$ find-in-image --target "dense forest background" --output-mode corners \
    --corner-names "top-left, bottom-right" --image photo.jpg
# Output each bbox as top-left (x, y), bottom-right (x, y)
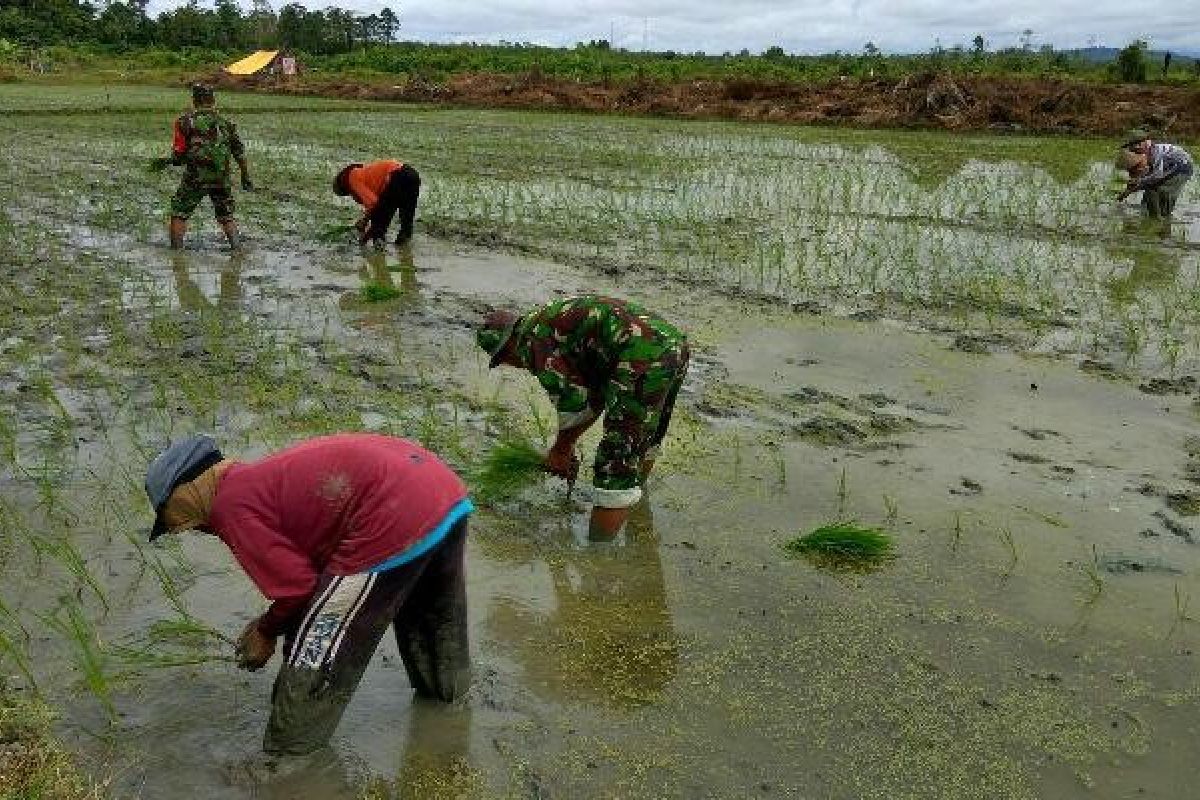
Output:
top-left (1, 0), bottom-right (1197, 85)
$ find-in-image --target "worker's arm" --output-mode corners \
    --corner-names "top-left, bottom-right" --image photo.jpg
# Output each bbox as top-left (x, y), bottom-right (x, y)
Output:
top-left (170, 117), bottom-right (187, 165)
top-left (227, 121), bottom-right (254, 191)
top-left (220, 514), bottom-right (319, 669)
top-left (536, 353), bottom-right (598, 479)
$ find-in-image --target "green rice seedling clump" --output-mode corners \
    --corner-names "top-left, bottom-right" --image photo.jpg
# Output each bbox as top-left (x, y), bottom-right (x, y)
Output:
top-left (474, 437), bottom-right (545, 503)
top-left (360, 282), bottom-right (401, 302)
top-left (317, 223), bottom-right (358, 243)
top-left (785, 521), bottom-right (895, 571)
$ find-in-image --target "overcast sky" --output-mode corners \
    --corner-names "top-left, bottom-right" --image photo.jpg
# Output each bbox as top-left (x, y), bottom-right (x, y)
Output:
top-left (152, 1), bottom-right (1197, 56)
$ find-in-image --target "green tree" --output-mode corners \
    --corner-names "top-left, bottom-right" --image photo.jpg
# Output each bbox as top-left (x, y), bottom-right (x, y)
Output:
top-left (378, 6), bottom-right (398, 43)
top-left (1115, 39), bottom-right (1148, 83)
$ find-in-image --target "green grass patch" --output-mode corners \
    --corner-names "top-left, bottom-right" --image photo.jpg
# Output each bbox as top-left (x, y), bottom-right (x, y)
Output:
top-left (0, 690), bottom-right (104, 799)
top-left (473, 436), bottom-right (545, 504)
top-left (785, 521), bottom-right (895, 571)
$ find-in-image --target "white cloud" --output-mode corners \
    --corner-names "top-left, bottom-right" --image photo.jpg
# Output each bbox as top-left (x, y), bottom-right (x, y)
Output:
top-left (149, 0), bottom-right (1198, 55)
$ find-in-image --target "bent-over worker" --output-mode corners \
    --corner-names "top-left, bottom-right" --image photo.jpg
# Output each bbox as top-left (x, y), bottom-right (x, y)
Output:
top-left (333, 160), bottom-right (422, 246)
top-left (144, 433), bottom-right (472, 755)
top-left (476, 295), bottom-right (690, 540)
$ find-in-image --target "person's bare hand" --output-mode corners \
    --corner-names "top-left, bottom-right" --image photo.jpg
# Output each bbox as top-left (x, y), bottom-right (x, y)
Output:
top-left (544, 447), bottom-right (580, 481)
top-left (235, 617), bottom-right (276, 671)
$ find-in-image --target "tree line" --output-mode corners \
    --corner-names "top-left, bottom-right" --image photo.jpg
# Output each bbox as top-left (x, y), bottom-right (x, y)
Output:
top-left (0, 0), bottom-right (400, 55)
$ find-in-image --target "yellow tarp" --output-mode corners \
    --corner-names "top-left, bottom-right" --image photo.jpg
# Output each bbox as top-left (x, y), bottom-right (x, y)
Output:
top-left (224, 50), bottom-right (280, 76)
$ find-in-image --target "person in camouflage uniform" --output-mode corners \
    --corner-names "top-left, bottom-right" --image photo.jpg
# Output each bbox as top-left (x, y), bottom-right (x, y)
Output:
top-left (477, 295), bottom-right (689, 539)
top-left (166, 84), bottom-right (253, 249)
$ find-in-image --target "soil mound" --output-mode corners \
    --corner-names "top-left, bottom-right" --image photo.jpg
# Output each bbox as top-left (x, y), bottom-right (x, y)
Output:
top-left (211, 71), bottom-right (1200, 138)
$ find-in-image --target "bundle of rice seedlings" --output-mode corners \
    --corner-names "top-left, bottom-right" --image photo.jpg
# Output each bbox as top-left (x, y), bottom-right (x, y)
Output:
top-left (474, 437), bottom-right (546, 503)
top-left (111, 617), bottom-right (235, 672)
top-left (317, 223), bottom-right (358, 243)
top-left (785, 521), bottom-right (895, 571)
top-left (145, 156), bottom-right (173, 174)
top-left (360, 282), bottom-right (401, 302)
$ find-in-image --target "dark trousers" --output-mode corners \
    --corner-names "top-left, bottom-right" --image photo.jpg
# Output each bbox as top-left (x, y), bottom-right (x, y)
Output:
top-left (263, 518), bottom-right (470, 755)
top-left (368, 164), bottom-right (421, 243)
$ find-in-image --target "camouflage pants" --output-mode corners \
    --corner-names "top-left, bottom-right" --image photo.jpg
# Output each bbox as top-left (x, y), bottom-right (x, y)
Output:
top-left (171, 179), bottom-right (235, 221)
top-left (594, 339), bottom-right (690, 492)
top-left (1141, 172), bottom-right (1190, 218)
top-left (263, 519), bottom-right (470, 756)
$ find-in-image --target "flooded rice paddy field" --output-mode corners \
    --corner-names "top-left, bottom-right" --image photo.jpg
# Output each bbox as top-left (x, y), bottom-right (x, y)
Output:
top-left (1, 85), bottom-right (1199, 798)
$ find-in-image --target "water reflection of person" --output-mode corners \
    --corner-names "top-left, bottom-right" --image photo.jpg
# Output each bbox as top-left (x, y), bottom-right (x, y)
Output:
top-left (169, 251), bottom-right (244, 311)
top-left (389, 699), bottom-right (476, 799)
top-left (488, 500), bottom-right (679, 709)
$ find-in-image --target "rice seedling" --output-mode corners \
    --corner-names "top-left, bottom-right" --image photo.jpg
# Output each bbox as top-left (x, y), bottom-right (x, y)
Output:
top-left (1081, 545), bottom-right (1104, 605)
top-left (36, 603), bottom-right (114, 718)
top-left (836, 466), bottom-right (849, 517)
top-left (111, 617), bottom-right (236, 672)
top-left (473, 435), bottom-right (547, 504)
top-left (882, 493), bottom-right (898, 526)
top-left (998, 526), bottom-right (1019, 578)
top-left (784, 521), bottom-right (895, 572)
top-left (1166, 583), bottom-right (1196, 640)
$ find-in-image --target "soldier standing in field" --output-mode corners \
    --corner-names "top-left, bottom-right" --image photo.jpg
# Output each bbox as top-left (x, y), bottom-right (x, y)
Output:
top-left (165, 83), bottom-right (253, 249)
top-left (476, 295), bottom-right (690, 540)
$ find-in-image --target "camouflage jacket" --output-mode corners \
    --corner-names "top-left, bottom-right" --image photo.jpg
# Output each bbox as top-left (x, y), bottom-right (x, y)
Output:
top-left (509, 295), bottom-right (686, 430)
top-left (171, 109), bottom-right (245, 188)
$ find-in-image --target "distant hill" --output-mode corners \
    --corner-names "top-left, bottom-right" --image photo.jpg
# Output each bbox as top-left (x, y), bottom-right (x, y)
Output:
top-left (1069, 46), bottom-right (1198, 64)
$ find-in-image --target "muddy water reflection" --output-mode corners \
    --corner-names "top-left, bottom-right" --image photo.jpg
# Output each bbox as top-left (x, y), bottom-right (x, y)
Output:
top-left (170, 251), bottom-right (245, 311)
top-left (489, 501), bottom-right (679, 709)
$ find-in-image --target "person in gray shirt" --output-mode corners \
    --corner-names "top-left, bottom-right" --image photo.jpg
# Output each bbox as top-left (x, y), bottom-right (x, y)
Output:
top-left (1118, 130), bottom-right (1193, 218)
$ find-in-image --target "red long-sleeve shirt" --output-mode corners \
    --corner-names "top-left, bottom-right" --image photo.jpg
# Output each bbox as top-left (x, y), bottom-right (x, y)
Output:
top-left (207, 434), bottom-right (467, 636)
top-left (347, 160), bottom-right (404, 212)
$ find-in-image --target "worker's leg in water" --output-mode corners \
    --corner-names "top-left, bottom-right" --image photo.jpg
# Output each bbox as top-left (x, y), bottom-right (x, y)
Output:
top-left (393, 519), bottom-right (471, 702)
top-left (211, 189), bottom-right (240, 249)
top-left (367, 180), bottom-right (401, 244)
top-left (639, 342), bottom-right (690, 483)
top-left (1158, 174), bottom-right (1189, 217)
top-left (392, 165), bottom-right (421, 244)
top-left (168, 180), bottom-right (204, 248)
top-left (1143, 187), bottom-right (1167, 218)
top-left (263, 563), bottom-right (429, 755)
top-left (590, 340), bottom-right (691, 538)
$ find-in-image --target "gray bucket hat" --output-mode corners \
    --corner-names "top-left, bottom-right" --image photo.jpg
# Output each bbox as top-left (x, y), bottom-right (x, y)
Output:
top-left (145, 434), bottom-right (223, 541)
top-left (1122, 129), bottom-right (1151, 149)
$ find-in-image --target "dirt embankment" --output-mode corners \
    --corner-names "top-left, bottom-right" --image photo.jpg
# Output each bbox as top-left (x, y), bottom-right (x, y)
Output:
top-left (214, 70), bottom-right (1200, 138)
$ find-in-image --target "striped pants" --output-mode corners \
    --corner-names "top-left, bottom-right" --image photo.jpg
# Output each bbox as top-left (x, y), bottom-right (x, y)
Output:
top-left (263, 519), bottom-right (470, 755)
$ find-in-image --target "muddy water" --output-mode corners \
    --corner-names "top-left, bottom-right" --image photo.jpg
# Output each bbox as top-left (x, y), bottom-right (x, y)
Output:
top-left (39, 233), bottom-right (1196, 800)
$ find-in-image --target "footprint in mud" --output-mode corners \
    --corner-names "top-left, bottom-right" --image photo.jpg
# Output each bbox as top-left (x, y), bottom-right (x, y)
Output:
top-left (950, 478), bottom-right (983, 496)
top-left (1151, 510), bottom-right (1196, 544)
top-left (1013, 426), bottom-right (1062, 441)
top-left (1138, 375), bottom-right (1197, 396)
top-left (1095, 552), bottom-right (1183, 575)
top-left (1007, 451), bottom-right (1051, 465)
top-left (950, 332), bottom-right (1014, 354)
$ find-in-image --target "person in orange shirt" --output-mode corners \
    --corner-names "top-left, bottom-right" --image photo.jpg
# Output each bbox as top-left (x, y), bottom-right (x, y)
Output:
top-left (333, 160), bottom-right (421, 245)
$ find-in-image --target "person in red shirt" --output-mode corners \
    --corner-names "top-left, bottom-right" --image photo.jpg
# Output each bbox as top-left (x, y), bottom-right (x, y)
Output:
top-left (333, 160), bottom-right (421, 246)
top-left (144, 433), bottom-right (472, 755)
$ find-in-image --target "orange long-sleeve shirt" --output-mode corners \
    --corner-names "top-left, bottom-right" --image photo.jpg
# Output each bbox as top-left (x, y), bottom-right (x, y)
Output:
top-left (348, 160), bottom-right (404, 212)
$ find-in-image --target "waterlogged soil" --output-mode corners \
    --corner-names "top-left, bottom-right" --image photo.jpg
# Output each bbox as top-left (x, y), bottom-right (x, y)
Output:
top-left (0, 94), bottom-right (1197, 798)
top-left (3, 232), bottom-right (1193, 800)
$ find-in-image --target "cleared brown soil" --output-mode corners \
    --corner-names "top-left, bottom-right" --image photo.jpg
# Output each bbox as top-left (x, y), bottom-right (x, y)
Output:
top-left (214, 70), bottom-right (1200, 138)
